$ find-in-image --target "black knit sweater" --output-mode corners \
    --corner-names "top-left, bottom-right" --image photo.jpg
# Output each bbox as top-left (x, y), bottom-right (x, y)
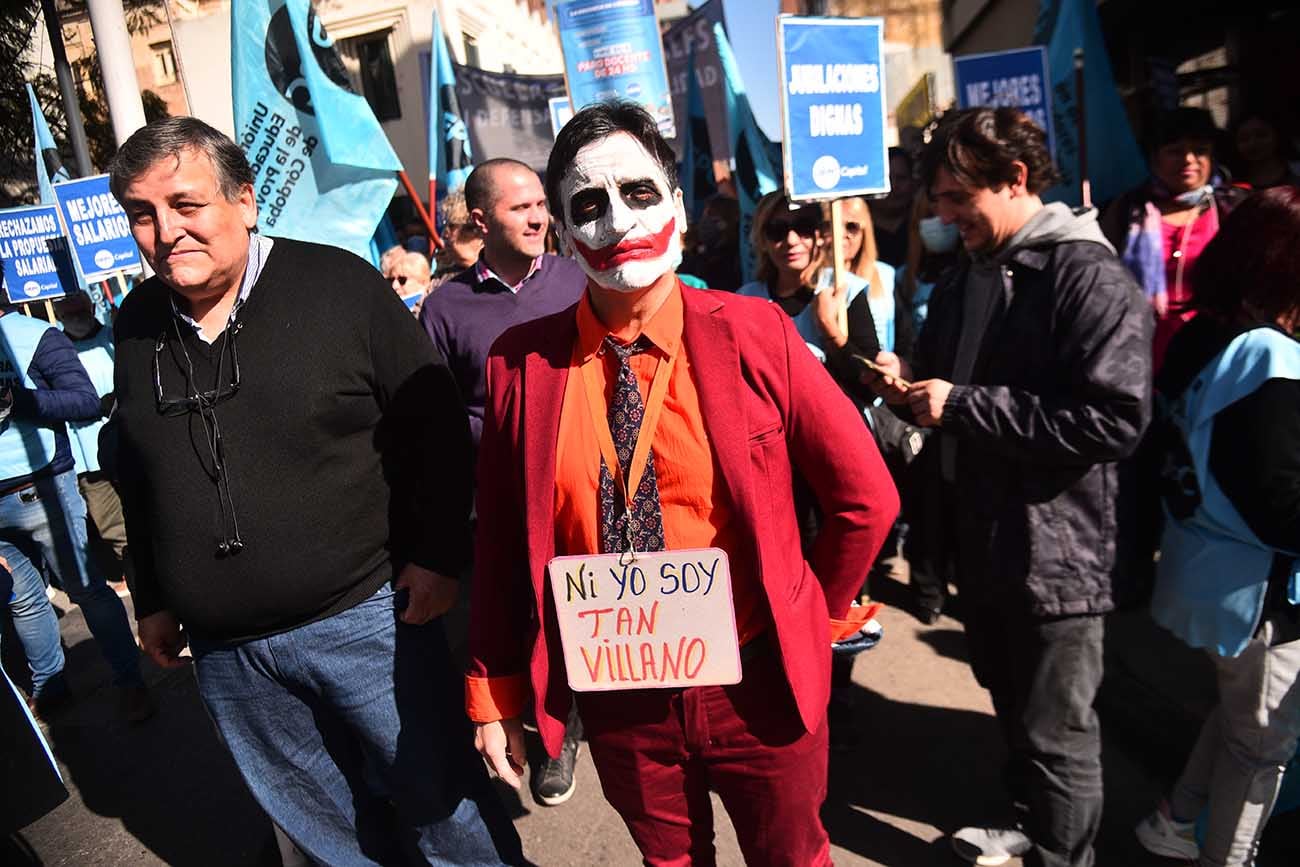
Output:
top-left (112, 238), bottom-right (472, 642)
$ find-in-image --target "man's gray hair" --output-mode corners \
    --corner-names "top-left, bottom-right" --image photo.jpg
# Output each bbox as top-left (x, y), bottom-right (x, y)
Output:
top-left (108, 116), bottom-right (255, 202)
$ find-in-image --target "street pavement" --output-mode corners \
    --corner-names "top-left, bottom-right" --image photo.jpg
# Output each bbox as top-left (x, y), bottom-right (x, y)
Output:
top-left (11, 567), bottom-right (1299, 866)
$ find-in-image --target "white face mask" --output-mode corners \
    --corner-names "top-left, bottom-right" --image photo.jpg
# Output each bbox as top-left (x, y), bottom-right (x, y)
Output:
top-left (918, 216), bottom-right (960, 254)
top-left (556, 132), bottom-right (686, 293)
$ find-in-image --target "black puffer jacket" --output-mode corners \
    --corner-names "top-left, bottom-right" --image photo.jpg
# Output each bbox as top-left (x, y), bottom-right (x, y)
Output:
top-left (910, 207), bottom-right (1153, 617)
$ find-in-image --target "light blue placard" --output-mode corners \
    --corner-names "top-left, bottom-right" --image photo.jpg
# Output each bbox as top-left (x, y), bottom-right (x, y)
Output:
top-left (778, 16), bottom-right (890, 201)
top-left (0, 205), bottom-right (67, 303)
top-left (52, 174), bottom-right (142, 281)
top-left (953, 46), bottom-right (1057, 160)
top-left (556, 0), bottom-right (675, 138)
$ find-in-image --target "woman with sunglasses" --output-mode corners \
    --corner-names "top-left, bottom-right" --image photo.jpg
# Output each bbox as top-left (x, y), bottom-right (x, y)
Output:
top-left (382, 249), bottom-right (433, 316)
top-left (838, 196), bottom-right (903, 359)
top-left (738, 192), bottom-right (880, 408)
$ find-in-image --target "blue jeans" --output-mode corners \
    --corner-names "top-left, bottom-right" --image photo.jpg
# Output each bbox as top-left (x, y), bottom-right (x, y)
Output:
top-left (192, 584), bottom-right (524, 866)
top-left (0, 469), bottom-right (142, 690)
top-left (1, 538), bottom-right (64, 694)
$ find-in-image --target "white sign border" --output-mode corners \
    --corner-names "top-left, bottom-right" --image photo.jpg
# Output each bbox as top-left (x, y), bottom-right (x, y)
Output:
top-left (776, 14), bottom-right (892, 203)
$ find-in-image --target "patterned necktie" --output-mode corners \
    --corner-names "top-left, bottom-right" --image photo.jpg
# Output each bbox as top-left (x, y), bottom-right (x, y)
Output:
top-left (598, 335), bottom-right (666, 555)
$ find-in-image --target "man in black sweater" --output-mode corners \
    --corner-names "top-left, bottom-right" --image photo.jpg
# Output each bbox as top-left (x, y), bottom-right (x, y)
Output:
top-left (107, 117), bottom-right (522, 865)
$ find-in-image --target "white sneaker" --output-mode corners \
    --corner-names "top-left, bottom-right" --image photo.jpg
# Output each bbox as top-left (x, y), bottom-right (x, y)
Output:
top-left (951, 826), bottom-right (1033, 866)
top-left (1135, 804), bottom-right (1199, 860)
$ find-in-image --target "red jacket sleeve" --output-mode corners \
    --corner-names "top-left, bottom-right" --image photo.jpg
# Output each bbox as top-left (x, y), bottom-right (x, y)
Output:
top-left (776, 310), bottom-right (899, 618)
top-left (464, 350), bottom-right (535, 720)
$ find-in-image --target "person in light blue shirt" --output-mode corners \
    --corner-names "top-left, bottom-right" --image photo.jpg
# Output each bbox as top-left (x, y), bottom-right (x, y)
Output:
top-left (54, 292), bottom-right (133, 599)
top-left (836, 196), bottom-right (899, 354)
top-left (896, 189), bottom-right (962, 342)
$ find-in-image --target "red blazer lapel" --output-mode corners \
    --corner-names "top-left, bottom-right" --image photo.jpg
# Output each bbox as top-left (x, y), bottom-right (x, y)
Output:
top-left (681, 288), bottom-right (758, 552)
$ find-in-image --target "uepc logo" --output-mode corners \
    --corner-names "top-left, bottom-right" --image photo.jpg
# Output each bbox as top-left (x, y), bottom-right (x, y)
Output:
top-left (811, 155), bottom-right (872, 191)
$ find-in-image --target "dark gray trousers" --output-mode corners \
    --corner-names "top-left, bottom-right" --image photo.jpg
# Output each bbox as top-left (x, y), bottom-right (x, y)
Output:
top-left (964, 608), bottom-right (1106, 867)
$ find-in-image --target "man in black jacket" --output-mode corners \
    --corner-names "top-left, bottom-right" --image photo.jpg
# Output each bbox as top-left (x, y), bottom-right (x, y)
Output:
top-left (867, 108), bottom-right (1152, 867)
top-left (107, 117), bottom-right (522, 865)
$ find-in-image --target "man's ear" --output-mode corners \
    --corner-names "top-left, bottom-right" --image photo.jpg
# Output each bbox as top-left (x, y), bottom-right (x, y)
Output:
top-left (469, 208), bottom-right (490, 237)
top-left (238, 183), bottom-right (258, 230)
top-left (1010, 160), bottom-right (1030, 197)
top-left (672, 188), bottom-right (688, 236)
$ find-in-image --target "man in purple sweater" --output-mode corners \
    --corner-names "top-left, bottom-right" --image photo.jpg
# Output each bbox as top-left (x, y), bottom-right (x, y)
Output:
top-left (420, 159), bottom-right (586, 451)
top-left (418, 159), bottom-right (586, 806)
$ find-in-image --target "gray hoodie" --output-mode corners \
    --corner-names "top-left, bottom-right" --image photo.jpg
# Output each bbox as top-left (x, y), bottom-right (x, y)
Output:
top-left (994, 202), bottom-right (1115, 261)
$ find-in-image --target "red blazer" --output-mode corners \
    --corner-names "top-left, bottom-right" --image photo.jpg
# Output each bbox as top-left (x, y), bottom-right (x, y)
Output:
top-left (468, 283), bottom-right (898, 755)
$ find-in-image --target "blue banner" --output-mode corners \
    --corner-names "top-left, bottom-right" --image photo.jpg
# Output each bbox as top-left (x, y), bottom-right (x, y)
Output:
top-left (679, 44), bottom-right (716, 222)
top-left (0, 206), bottom-right (68, 303)
top-left (1035, 0), bottom-right (1145, 205)
top-left (715, 24), bottom-right (778, 284)
top-left (555, 0), bottom-right (675, 138)
top-left (27, 84), bottom-right (70, 205)
top-left (231, 0), bottom-right (402, 262)
top-left (429, 11), bottom-right (472, 199)
top-left (52, 174), bottom-right (142, 281)
top-left (953, 47), bottom-right (1056, 160)
top-left (778, 16), bottom-right (889, 201)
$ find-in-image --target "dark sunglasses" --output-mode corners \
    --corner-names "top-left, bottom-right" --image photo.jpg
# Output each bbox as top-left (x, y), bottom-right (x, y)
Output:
top-left (392, 275), bottom-right (410, 286)
top-left (843, 221), bottom-right (863, 235)
top-left (763, 216), bottom-right (821, 243)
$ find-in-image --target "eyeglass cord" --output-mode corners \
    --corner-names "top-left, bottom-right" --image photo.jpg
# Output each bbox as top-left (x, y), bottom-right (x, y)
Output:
top-left (170, 309), bottom-right (245, 556)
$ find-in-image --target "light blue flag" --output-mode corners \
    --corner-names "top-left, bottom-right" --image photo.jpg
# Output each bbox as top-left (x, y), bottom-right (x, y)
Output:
top-left (679, 45), bottom-right (718, 223)
top-left (1035, 0), bottom-right (1145, 206)
top-left (231, 0), bottom-right (402, 261)
top-left (714, 24), bottom-right (778, 285)
top-left (27, 84), bottom-right (71, 204)
top-left (429, 11), bottom-right (472, 203)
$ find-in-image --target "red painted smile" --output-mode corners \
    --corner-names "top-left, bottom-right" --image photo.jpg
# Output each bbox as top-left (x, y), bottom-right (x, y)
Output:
top-left (573, 218), bottom-right (676, 272)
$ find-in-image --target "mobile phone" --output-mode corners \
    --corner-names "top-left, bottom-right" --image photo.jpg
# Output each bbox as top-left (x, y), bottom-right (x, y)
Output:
top-left (851, 354), bottom-right (912, 389)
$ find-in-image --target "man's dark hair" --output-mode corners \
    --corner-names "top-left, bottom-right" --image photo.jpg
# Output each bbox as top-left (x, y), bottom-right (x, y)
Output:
top-left (1145, 107), bottom-right (1218, 155)
top-left (1192, 185), bottom-right (1300, 323)
top-left (544, 101), bottom-right (677, 225)
top-left (920, 107), bottom-right (1061, 194)
top-left (463, 158), bottom-right (536, 212)
top-left (108, 116), bottom-right (254, 202)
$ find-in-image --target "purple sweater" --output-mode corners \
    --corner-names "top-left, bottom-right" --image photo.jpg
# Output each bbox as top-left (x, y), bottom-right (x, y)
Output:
top-left (419, 254), bottom-right (587, 448)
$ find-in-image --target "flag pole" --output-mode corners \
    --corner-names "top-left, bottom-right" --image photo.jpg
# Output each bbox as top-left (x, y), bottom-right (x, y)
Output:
top-left (39, 0), bottom-right (93, 175)
top-left (1074, 48), bottom-right (1090, 209)
top-left (830, 198), bottom-right (848, 336)
top-left (398, 170), bottom-right (443, 251)
top-left (428, 178), bottom-right (437, 254)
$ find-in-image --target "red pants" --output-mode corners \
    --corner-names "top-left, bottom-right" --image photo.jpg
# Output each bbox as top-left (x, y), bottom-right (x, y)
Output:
top-left (575, 645), bottom-right (831, 867)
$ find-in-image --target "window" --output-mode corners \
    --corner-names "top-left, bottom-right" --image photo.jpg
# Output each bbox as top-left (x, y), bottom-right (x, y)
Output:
top-left (150, 42), bottom-right (177, 85)
top-left (463, 33), bottom-right (481, 70)
top-left (339, 31), bottom-right (401, 121)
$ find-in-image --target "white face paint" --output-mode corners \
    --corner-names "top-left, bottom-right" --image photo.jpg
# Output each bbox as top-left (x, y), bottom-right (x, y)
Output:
top-left (556, 132), bottom-right (687, 292)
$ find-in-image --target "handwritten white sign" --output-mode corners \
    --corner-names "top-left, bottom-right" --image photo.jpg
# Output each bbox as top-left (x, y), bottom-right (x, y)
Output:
top-left (547, 547), bottom-right (742, 691)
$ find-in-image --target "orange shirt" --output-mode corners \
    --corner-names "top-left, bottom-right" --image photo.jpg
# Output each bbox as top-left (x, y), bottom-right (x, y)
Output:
top-left (465, 283), bottom-right (769, 724)
top-left (553, 284), bottom-right (767, 647)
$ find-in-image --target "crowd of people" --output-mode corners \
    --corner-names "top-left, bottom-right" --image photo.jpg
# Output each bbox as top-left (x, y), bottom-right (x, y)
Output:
top-left (5, 96), bottom-right (1300, 867)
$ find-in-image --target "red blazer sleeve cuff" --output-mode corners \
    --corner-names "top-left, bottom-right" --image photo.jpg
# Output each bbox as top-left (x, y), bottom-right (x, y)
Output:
top-left (830, 602), bottom-right (882, 643)
top-left (465, 673), bottom-right (529, 723)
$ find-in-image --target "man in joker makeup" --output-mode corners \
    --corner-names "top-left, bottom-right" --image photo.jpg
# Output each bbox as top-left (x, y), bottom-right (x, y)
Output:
top-left (466, 102), bottom-right (899, 864)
